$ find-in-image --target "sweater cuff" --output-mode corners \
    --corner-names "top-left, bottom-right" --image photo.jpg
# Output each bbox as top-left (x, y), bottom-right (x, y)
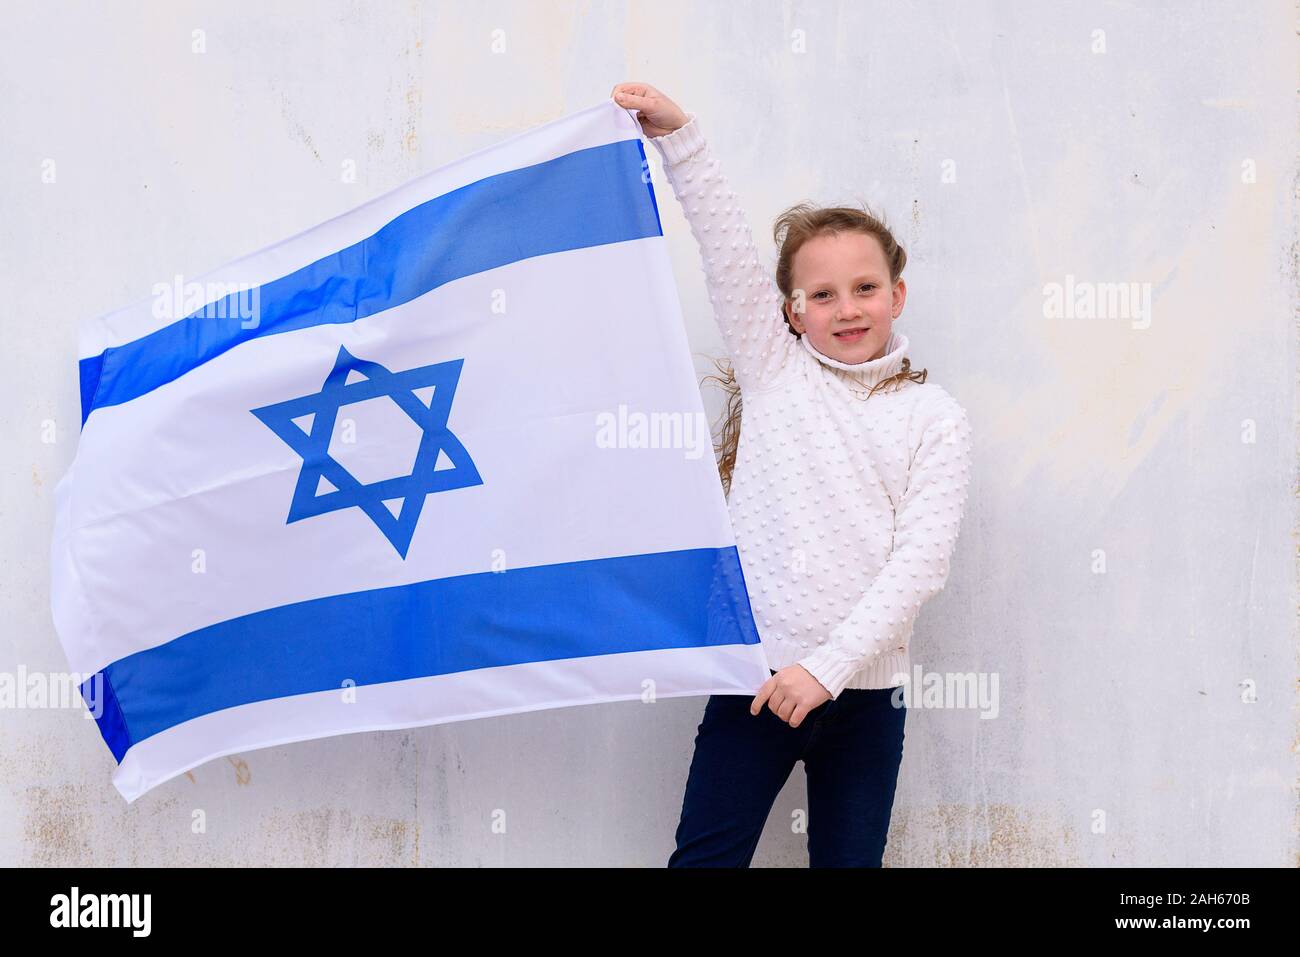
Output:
top-left (796, 648), bottom-right (867, 701)
top-left (648, 111), bottom-right (704, 166)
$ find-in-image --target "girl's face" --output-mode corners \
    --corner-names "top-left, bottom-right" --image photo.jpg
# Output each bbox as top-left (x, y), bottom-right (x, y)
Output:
top-left (784, 230), bottom-right (906, 364)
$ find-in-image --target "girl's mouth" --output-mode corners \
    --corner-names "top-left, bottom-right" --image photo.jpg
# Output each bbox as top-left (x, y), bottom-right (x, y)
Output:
top-left (833, 328), bottom-right (868, 341)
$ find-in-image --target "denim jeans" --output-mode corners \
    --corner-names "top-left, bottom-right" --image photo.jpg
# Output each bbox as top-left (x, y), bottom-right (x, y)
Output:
top-left (668, 671), bottom-right (907, 867)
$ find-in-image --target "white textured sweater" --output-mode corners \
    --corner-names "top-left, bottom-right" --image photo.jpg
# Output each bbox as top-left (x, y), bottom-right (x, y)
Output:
top-left (647, 112), bottom-right (973, 699)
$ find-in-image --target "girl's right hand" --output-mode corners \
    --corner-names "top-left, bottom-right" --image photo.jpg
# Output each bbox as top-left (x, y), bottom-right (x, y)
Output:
top-left (610, 82), bottom-right (689, 138)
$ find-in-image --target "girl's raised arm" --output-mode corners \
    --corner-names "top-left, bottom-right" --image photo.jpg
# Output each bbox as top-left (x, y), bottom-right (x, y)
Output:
top-left (621, 95), bottom-right (799, 391)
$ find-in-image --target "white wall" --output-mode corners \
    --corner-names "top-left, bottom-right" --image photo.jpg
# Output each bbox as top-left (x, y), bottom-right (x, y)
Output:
top-left (1, 0), bottom-right (1294, 866)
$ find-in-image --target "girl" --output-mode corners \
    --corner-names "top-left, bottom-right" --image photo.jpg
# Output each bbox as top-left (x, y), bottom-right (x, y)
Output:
top-left (612, 82), bottom-right (972, 868)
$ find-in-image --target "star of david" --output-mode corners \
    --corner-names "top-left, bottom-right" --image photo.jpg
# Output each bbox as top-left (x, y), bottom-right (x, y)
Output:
top-left (251, 345), bottom-right (482, 558)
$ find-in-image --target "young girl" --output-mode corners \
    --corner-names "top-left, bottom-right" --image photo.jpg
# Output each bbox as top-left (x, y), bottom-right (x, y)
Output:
top-left (612, 82), bottom-right (973, 868)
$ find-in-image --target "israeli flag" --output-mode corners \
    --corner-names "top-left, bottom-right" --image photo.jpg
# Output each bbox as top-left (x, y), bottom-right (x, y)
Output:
top-left (51, 97), bottom-right (768, 802)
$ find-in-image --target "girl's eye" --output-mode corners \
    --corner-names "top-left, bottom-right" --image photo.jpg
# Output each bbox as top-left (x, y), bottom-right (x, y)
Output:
top-left (813, 285), bottom-right (873, 299)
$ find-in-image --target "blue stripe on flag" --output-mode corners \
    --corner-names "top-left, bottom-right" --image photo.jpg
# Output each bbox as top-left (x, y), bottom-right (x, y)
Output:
top-left (634, 139), bottom-right (663, 233)
top-left (80, 670), bottom-right (132, 765)
top-left (80, 137), bottom-right (660, 425)
top-left (88, 546), bottom-right (758, 761)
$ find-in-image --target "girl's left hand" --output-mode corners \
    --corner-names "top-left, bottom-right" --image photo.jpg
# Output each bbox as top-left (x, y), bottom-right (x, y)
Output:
top-left (752, 665), bottom-right (832, 727)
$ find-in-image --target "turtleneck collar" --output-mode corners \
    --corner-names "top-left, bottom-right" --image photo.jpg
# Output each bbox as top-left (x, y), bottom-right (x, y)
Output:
top-left (799, 329), bottom-right (911, 390)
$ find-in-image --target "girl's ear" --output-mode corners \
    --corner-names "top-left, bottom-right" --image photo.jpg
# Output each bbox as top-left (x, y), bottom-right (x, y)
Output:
top-left (891, 277), bottom-right (907, 316)
top-left (784, 300), bottom-right (805, 334)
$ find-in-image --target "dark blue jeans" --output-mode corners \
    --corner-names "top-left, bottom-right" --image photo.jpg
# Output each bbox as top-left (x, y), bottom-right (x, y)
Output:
top-left (668, 673), bottom-right (907, 867)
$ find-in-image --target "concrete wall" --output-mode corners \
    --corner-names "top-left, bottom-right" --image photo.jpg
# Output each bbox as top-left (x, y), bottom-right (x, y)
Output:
top-left (1, 0), bottom-right (1294, 866)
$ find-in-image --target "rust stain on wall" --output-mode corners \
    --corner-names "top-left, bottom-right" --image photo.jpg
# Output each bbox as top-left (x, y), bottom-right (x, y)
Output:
top-left (257, 806), bottom-right (420, 866)
top-left (22, 783), bottom-right (97, 866)
top-left (887, 803), bottom-right (1085, 866)
top-left (226, 755), bottom-right (251, 786)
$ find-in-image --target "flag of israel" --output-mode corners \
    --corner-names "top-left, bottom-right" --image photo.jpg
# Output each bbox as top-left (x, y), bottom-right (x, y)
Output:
top-left (51, 97), bottom-right (769, 802)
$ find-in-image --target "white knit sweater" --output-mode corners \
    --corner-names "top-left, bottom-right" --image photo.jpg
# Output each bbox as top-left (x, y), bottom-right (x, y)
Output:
top-left (647, 111), bottom-right (973, 699)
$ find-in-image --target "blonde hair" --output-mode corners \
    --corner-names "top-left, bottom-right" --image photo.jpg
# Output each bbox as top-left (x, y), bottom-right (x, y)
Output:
top-left (703, 202), bottom-right (927, 497)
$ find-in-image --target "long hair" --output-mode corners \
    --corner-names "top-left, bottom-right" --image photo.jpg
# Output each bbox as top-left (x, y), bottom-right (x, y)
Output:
top-left (705, 203), bottom-right (927, 497)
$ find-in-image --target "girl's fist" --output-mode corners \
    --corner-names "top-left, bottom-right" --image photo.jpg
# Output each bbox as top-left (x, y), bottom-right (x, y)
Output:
top-left (610, 82), bottom-right (688, 138)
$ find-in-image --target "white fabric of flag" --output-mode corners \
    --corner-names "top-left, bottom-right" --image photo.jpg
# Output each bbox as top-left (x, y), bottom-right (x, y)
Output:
top-left (50, 98), bottom-right (769, 802)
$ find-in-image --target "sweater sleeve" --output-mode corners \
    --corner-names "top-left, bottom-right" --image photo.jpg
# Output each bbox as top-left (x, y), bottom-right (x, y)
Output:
top-left (645, 112), bottom-right (800, 391)
top-left (797, 394), bottom-right (974, 699)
